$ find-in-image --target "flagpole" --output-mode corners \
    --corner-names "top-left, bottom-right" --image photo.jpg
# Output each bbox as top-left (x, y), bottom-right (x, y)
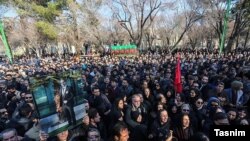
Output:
top-left (219, 0), bottom-right (232, 56)
top-left (0, 20), bottom-right (13, 64)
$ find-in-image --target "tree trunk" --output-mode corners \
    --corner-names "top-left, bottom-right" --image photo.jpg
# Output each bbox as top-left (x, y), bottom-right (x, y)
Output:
top-left (236, 34), bottom-right (240, 49)
top-left (226, 36), bottom-right (236, 52)
top-left (244, 27), bottom-right (250, 49)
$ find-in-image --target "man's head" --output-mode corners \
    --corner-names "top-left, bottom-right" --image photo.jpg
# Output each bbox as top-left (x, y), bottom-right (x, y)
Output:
top-left (201, 76), bottom-right (209, 85)
top-left (132, 94), bottom-right (141, 108)
top-left (192, 82), bottom-right (199, 89)
top-left (92, 87), bottom-right (100, 96)
top-left (216, 82), bottom-right (224, 93)
top-left (213, 112), bottom-right (229, 125)
top-left (113, 122), bottom-right (129, 141)
top-left (25, 93), bottom-right (33, 103)
top-left (7, 85), bottom-right (16, 94)
top-left (122, 79), bottom-right (129, 87)
top-left (18, 103), bottom-right (33, 118)
top-left (188, 75), bottom-right (195, 84)
top-left (227, 108), bottom-right (237, 121)
top-left (88, 108), bottom-right (101, 124)
top-left (182, 114), bottom-right (190, 129)
top-left (0, 128), bottom-right (19, 141)
top-left (104, 77), bottom-right (110, 84)
top-left (5, 74), bottom-right (12, 81)
top-left (111, 78), bottom-right (117, 88)
top-left (0, 105), bottom-right (8, 120)
top-left (159, 109), bottom-right (168, 124)
top-left (0, 80), bottom-right (6, 90)
top-left (87, 128), bottom-right (101, 141)
top-left (181, 104), bottom-right (191, 114)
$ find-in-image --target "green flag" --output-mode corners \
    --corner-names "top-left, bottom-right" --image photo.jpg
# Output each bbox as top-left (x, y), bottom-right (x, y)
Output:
top-left (0, 20), bottom-right (13, 64)
top-left (219, 0), bottom-right (232, 55)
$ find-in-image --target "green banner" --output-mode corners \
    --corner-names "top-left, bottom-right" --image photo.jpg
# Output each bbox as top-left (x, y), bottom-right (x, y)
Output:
top-left (111, 44), bottom-right (137, 50)
top-left (0, 20), bottom-right (13, 63)
top-left (219, 0), bottom-right (231, 55)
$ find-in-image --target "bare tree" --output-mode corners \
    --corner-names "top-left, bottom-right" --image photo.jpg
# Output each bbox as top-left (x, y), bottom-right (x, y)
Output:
top-left (154, 14), bottom-right (176, 49)
top-left (226, 0), bottom-right (250, 50)
top-left (79, 0), bottom-right (109, 50)
top-left (201, 0), bottom-right (250, 51)
top-left (107, 0), bottom-right (173, 48)
top-left (169, 0), bottom-right (204, 51)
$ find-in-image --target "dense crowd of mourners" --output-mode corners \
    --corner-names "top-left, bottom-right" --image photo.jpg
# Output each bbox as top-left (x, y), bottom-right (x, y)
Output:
top-left (0, 48), bottom-right (250, 141)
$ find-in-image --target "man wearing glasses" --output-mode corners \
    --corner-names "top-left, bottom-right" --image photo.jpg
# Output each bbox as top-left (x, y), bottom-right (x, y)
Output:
top-left (24, 93), bottom-right (33, 104)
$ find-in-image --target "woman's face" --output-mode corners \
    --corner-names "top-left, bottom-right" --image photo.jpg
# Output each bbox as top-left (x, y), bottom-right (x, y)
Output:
top-left (172, 106), bottom-right (177, 113)
top-left (143, 81), bottom-right (148, 88)
top-left (190, 90), bottom-right (196, 97)
top-left (160, 95), bottom-right (166, 104)
top-left (144, 88), bottom-right (150, 96)
top-left (118, 100), bottom-right (124, 109)
top-left (166, 91), bottom-right (172, 97)
top-left (238, 110), bottom-right (247, 118)
top-left (195, 98), bottom-right (204, 108)
top-left (57, 130), bottom-right (68, 141)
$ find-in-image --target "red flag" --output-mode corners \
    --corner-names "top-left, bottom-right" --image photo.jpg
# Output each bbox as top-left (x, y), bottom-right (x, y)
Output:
top-left (174, 53), bottom-right (182, 93)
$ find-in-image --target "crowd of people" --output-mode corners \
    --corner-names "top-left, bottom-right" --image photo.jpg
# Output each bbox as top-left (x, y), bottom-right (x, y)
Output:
top-left (0, 49), bottom-right (250, 141)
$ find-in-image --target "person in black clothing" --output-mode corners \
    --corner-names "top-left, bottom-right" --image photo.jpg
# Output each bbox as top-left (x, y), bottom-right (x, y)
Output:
top-left (109, 98), bottom-right (125, 137)
top-left (125, 94), bottom-right (148, 141)
top-left (110, 122), bottom-right (129, 141)
top-left (148, 109), bottom-right (171, 141)
top-left (88, 108), bottom-right (107, 140)
top-left (88, 87), bottom-right (111, 117)
top-left (173, 114), bottom-right (194, 141)
top-left (0, 104), bottom-right (9, 132)
top-left (6, 103), bottom-right (35, 137)
top-left (107, 78), bottom-right (120, 104)
top-left (227, 108), bottom-right (238, 125)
